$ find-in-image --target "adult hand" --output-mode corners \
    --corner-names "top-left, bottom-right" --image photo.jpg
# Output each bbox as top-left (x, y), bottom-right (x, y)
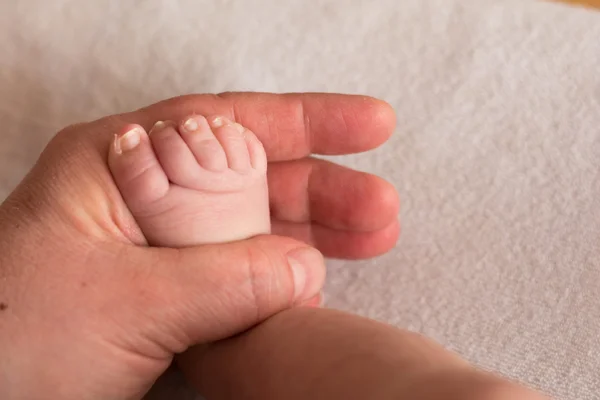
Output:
top-left (0, 93), bottom-right (399, 400)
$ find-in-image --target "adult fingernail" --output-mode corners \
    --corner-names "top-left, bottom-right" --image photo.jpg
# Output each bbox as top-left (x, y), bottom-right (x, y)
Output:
top-left (286, 248), bottom-right (325, 303)
top-left (114, 127), bottom-right (142, 155)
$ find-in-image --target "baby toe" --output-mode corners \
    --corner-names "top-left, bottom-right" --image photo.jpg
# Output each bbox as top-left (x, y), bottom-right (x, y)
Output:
top-left (209, 116), bottom-right (251, 172)
top-left (149, 120), bottom-right (204, 188)
top-left (243, 128), bottom-right (268, 174)
top-left (179, 115), bottom-right (228, 172)
top-left (108, 124), bottom-right (169, 213)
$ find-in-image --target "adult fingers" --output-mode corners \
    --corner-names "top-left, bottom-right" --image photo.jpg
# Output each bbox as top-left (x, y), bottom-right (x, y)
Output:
top-left (130, 235), bottom-right (326, 350)
top-left (125, 92), bottom-right (396, 161)
top-left (268, 158), bottom-right (400, 232)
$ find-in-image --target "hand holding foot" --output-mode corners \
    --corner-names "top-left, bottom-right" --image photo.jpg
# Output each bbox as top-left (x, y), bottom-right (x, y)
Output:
top-left (0, 92), bottom-right (398, 400)
top-left (108, 115), bottom-right (270, 247)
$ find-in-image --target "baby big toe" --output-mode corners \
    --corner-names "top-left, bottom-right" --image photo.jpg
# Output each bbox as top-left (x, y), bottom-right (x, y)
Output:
top-left (108, 125), bottom-right (169, 213)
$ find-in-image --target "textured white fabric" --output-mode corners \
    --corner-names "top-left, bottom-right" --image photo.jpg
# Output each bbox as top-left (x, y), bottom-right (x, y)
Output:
top-left (1, 1), bottom-right (599, 399)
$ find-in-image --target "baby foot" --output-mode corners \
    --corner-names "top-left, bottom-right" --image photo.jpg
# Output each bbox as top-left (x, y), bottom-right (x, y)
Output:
top-left (108, 115), bottom-right (270, 247)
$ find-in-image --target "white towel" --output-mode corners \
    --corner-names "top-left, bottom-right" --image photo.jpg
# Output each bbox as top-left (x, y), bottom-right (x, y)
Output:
top-left (1, 1), bottom-right (599, 398)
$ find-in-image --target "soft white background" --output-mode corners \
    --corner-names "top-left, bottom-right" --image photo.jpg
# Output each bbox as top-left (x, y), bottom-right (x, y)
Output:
top-left (1, 1), bottom-right (599, 399)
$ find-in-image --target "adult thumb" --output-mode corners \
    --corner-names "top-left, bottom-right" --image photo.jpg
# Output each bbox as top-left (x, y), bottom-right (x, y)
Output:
top-left (140, 235), bottom-right (326, 349)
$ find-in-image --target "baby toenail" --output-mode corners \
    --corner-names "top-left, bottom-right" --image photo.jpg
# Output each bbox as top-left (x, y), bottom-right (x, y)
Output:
top-left (211, 116), bottom-right (225, 128)
top-left (114, 127), bottom-right (142, 154)
top-left (183, 118), bottom-right (199, 132)
top-left (149, 120), bottom-right (166, 135)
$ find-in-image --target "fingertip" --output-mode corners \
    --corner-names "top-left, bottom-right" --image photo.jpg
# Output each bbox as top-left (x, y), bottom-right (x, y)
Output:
top-left (357, 220), bottom-right (401, 259)
top-left (359, 97), bottom-right (397, 148)
top-left (371, 98), bottom-right (397, 137)
top-left (370, 175), bottom-right (401, 228)
top-left (329, 95), bottom-right (397, 154)
top-left (382, 177), bottom-right (401, 213)
top-left (388, 219), bottom-right (401, 248)
top-left (307, 161), bottom-right (400, 232)
top-left (343, 173), bottom-right (400, 232)
top-left (286, 246), bottom-right (327, 305)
